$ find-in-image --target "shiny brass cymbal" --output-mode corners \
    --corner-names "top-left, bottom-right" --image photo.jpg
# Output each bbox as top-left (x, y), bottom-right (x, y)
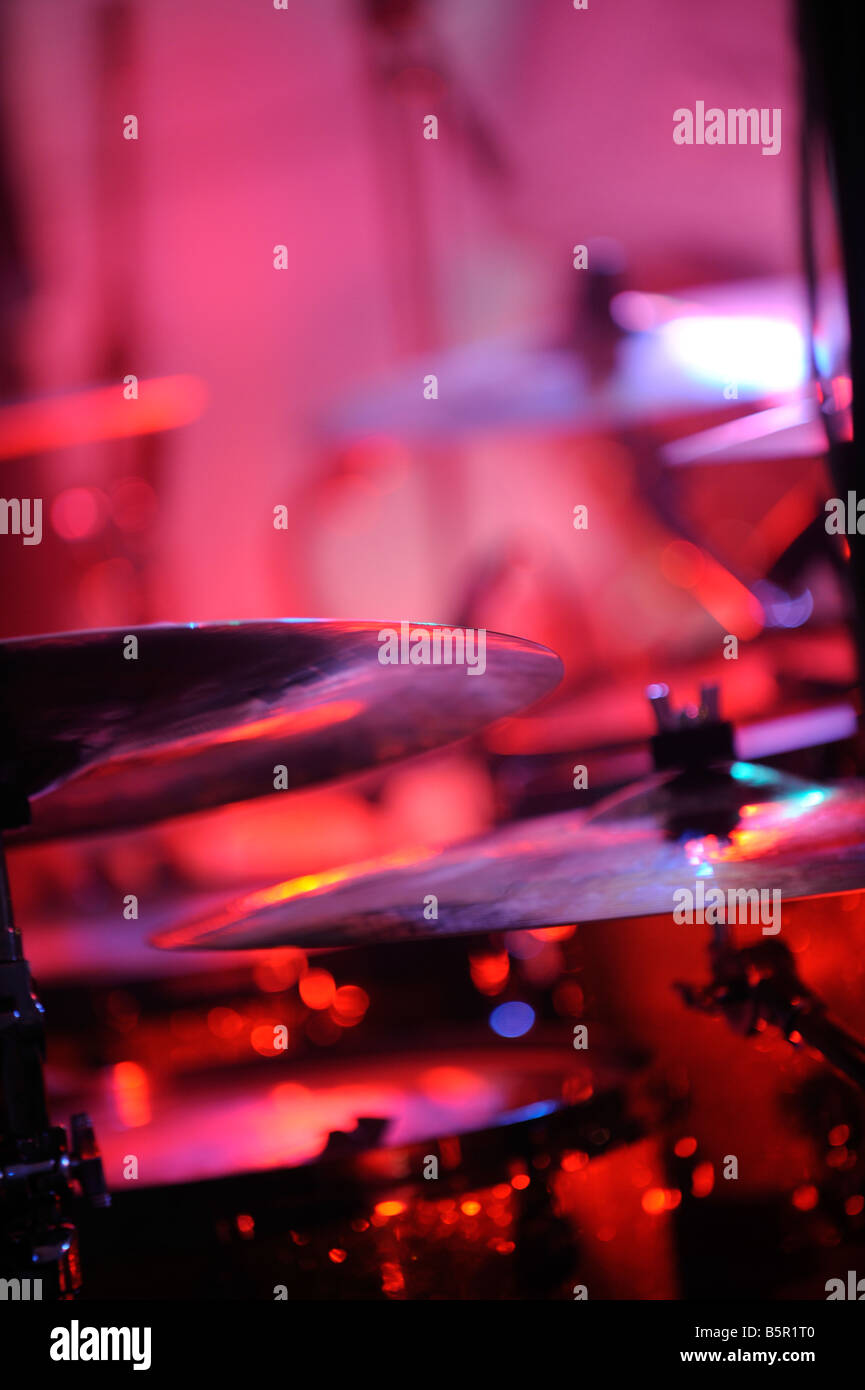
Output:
top-left (153, 761), bottom-right (865, 950)
top-left (0, 619), bottom-right (562, 838)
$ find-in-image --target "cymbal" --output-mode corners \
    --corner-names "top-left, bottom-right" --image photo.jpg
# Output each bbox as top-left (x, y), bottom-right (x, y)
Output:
top-left (321, 275), bottom-right (821, 445)
top-left (63, 1036), bottom-right (636, 1188)
top-left (323, 339), bottom-right (786, 446)
top-left (154, 762), bottom-right (865, 950)
top-left (661, 398), bottom-right (846, 466)
top-left (0, 376), bottom-right (207, 460)
top-left (0, 620), bottom-right (562, 838)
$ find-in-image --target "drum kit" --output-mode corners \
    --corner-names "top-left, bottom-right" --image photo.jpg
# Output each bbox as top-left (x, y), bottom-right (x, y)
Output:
top-left (3, 0), bottom-right (864, 1300)
top-left (2, 604), bottom-right (865, 1300)
top-left (2, 242), bottom-right (863, 1298)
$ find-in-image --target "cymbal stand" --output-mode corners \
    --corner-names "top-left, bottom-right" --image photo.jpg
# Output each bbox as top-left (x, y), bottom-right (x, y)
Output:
top-left (644, 682), bottom-right (865, 1092)
top-left (677, 933), bottom-right (865, 1094)
top-left (0, 793), bottom-right (109, 1298)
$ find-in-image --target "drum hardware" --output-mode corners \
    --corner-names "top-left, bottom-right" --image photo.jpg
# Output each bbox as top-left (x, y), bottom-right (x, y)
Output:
top-left (0, 803), bottom-right (109, 1297)
top-left (797, 0), bottom-right (865, 695)
top-left (647, 681), bottom-right (735, 771)
top-left (6, 633), bottom-right (863, 1296)
top-left (151, 672), bottom-right (865, 1118)
top-left (483, 625), bottom-right (858, 761)
top-left (0, 619), bottom-right (562, 1295)
top-left (76, 1053), bottom-right (673, 1300)
top-left (678, 934), bottom-right (865, 1095)
top-left (3, 0), bottom-right (865, 1310)
top-left (653, 684), bottom-right (865, 1093)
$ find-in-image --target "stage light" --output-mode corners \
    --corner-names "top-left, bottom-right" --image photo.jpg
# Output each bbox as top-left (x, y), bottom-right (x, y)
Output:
top-left (489, 1001), bottom-right (535, 1038)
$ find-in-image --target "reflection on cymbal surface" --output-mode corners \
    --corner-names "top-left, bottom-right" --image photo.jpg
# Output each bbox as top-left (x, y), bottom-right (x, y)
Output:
top-left (155, 763), bottom-right (865, 950)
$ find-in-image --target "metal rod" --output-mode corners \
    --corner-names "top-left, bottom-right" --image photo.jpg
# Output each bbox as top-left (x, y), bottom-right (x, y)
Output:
top-left (0, 833), bottom-right (22, 964)
top-left (794, 1011), bottom-right (865, 1093)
